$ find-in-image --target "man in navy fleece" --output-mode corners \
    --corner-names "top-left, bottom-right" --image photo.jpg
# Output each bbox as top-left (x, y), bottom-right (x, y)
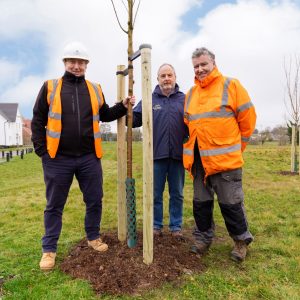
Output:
top-left (133, 63), bottom-right (187, 236)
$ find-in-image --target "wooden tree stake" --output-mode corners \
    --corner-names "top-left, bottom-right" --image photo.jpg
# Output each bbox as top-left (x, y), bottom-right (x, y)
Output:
top-left (140, 44), bottom-right (153, 265)
top-left (117, 65), bottom-right (127, 241)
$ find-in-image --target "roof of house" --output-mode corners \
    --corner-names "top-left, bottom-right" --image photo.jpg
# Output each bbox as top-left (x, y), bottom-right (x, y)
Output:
top-left (0, 103), bottom-right (19, 122)
top-left (23, 126), bottom-right (32, 136)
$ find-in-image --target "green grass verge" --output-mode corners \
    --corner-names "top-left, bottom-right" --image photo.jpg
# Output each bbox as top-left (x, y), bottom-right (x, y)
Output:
top-left (0, 142), bottom-right (299, 299)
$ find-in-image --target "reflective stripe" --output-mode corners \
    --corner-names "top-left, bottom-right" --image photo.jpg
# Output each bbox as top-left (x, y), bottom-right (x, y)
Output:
top-left (185, 87), bottom-right (194, 112)
top-left (90, 82), bottom-right (102, 106)
top-left (48, 111), bottom-right (61, 120)
top-left (49, 79), bottom-right (61, 120)
top-left (200, 143), bottom-right (241, 157)
top-left (94, 132), bottom-right (102, 139)
top-left (49, 79), bottom-right (58, 103)
top-left (237, 101), bottom-right (253, 113)
top-left (46, 129), bottom-right (61, 138)
top-left (187, 110), bottom-right (234, 121)
top-left (183, 148), bottom-right (193, 156)
top-left (221, 77), bottom-right (232, 107)
top-left (93, 115), bottom-right (100, 122)
top-left (241, 136), bottom-right (250, 142)
top-left (185, 78), bottom-right (232, 121)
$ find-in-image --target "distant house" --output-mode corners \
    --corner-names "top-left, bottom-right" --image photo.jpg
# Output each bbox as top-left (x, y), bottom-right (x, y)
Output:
top-left (22, 118), bottom-right (32, 145)
top-left (0, 103), bottom-right (23, 146)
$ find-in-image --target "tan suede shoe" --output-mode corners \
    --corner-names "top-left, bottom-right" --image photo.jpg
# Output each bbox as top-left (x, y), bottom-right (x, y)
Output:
top-left (39, 252), bottom-right (56, 271)
top-left (87, 238), bottom-right (108, 252)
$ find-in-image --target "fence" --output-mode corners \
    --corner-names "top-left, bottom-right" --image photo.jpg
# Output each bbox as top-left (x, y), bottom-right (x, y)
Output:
top-left (0, 148), bottom-right (34, 164)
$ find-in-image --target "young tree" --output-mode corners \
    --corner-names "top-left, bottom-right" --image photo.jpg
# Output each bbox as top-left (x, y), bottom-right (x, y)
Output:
top-left (111, 0), bottom-right (141, 176)
top-left (284, 55), bottom-right (300, 127)
top-left (110, 0), bottom-right (141, 249)
top-left (284, 55), bottom-right (300, 172)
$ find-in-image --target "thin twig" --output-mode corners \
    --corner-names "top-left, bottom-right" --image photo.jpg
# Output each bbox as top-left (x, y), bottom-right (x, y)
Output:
top-left (121, 0), bottom-right (128, 12)
top-left (111, 0), bottom-right (128, 34)
top-left (133, 0), bottom-right (141, 27)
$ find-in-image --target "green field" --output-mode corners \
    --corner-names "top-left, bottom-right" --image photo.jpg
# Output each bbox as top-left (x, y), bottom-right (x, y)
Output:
top-left (0, 142), bottom-right (299, 300)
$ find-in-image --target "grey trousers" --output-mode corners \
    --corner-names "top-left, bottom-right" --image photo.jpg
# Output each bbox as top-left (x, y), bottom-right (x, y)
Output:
top-left (192, 149), bottom-right (253, 245)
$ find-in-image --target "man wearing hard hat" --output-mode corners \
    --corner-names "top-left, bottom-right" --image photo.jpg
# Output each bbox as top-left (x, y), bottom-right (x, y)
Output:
top-left (31, 41), bottom-right (135, 271)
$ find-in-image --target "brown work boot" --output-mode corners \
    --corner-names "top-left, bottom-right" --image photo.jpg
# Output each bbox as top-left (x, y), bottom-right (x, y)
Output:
top-left (39, 252), bottom-right (56, 271)
top-left (88, 238), bottom-right (108, 252)
top-left (190, 241), bottom-right (211, 255)
top-left (231, 240), bottom-right (248, 262)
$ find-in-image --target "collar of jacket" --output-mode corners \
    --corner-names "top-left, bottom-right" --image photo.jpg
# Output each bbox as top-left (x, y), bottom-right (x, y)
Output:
top-left (153, 83), bottom-right (180, 97)
top-left (194, 67), bottom-right (222, 88)
top-left (63, 71), bottom-right (86, 83)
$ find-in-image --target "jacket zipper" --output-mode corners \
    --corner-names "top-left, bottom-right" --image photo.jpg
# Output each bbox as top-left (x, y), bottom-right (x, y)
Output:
top-left (72, 95), bottom-right (75, 114)
top-left (167, 96), bottom-right (171, 157)
top-left (75, 79), bottom-right (81, 151)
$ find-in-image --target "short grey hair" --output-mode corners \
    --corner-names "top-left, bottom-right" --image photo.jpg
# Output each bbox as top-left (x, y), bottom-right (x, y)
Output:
top-left (157, 63), bottom-right (176, 76)
top-left (192, 47), bottom-right (215, 61)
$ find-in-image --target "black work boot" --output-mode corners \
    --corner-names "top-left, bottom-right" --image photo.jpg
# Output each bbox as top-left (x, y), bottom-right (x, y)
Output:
top-left (231, 240), bottom-right (248, 262)
top-left (190, 241), bottom-right (211, 255)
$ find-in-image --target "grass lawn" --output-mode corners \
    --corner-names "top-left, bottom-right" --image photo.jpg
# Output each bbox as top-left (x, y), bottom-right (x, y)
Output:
top-left (0, 142), bottom-right (299, 299)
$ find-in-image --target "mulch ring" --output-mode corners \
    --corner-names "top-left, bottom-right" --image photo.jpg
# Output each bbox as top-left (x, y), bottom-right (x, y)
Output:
top-left (60, 229), bottom-right (205, 296)
top-left (278, 170), bottom-right (299, 176)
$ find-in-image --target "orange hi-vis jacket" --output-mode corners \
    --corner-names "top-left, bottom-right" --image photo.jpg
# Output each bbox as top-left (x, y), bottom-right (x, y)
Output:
top-left (46, 78), bottom-right (104, 158)
top-left (183, 67), bottom-right (256, 178)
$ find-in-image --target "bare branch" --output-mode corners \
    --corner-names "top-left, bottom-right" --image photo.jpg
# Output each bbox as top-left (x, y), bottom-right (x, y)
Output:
top-left (110, 0), bottom-right (128, 34)
top-left (283, 54), bottom-right (300, 126)
top-left (121, 0), bottom-right (128, 12)
top-left (133, 0), bottom-right (141, 28)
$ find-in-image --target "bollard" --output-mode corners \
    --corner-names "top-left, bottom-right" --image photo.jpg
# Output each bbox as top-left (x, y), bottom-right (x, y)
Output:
top-left (6, 153), bottom-right (9, 162)
top-left (21, 150), bottom-right (24, 159)
top-left (26, 148), bottom-right (28, 154)
top-left (9, 150), bottom-right (12, 159)
top-left (2, 151), bottom-right (4, 158)
top-left (17, 150), bottom-right (19, 156)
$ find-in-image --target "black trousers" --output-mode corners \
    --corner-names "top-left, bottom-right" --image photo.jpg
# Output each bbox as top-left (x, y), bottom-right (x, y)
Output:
top-left (41, 153), bottom-right (103, 252)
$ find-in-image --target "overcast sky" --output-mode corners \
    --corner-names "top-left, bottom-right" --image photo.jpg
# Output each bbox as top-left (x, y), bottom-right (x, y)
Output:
top-left (1, 0), bottom-right (300, 131)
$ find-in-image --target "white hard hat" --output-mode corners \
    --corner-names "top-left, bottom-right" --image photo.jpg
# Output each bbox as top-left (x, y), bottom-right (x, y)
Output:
top-left (62, 41), bottom-right (90, 62)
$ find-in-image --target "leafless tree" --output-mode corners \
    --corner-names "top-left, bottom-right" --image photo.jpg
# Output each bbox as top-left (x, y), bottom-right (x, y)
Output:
top-left (100, 123), bottom-right (112, 141)
top-left (284, 55), bottom-right (300, 127)
top-left (260, 128), bottom-right (271, 145)
top-left (110, 0), bottom-right (141, 177)
top-left (132, 128), bottom-right (142, 141)
top-left (284, 55), bottom-right (300, 172)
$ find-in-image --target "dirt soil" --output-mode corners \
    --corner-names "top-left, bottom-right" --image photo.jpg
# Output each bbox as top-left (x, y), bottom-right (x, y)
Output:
top-left (60, 229), bottom-right (205, 296)
top-left (278, 170), bottom-right (299, 176)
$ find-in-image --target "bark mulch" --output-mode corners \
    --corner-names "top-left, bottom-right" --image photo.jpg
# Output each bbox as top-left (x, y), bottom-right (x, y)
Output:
top-left (278, 170), bottom-right (299, 176)
top-left (60, 229), bottom-right (205, 296)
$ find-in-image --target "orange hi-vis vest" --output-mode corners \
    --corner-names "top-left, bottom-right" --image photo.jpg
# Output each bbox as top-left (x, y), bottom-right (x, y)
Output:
top-left (183, 67), bottom-right (256, 178)
top-left (46, 78), bottom-right (104, 158)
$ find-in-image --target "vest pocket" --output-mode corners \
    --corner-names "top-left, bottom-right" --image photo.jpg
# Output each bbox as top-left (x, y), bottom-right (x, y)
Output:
top-left (210, 136), bottom-right (236, 146)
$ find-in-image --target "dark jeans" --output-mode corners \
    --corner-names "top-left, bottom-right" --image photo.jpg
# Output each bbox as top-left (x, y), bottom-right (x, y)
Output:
top-left (154, 158), bottom-right (185, 232)
top-left (41, 153), bottom-right (103, 252)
